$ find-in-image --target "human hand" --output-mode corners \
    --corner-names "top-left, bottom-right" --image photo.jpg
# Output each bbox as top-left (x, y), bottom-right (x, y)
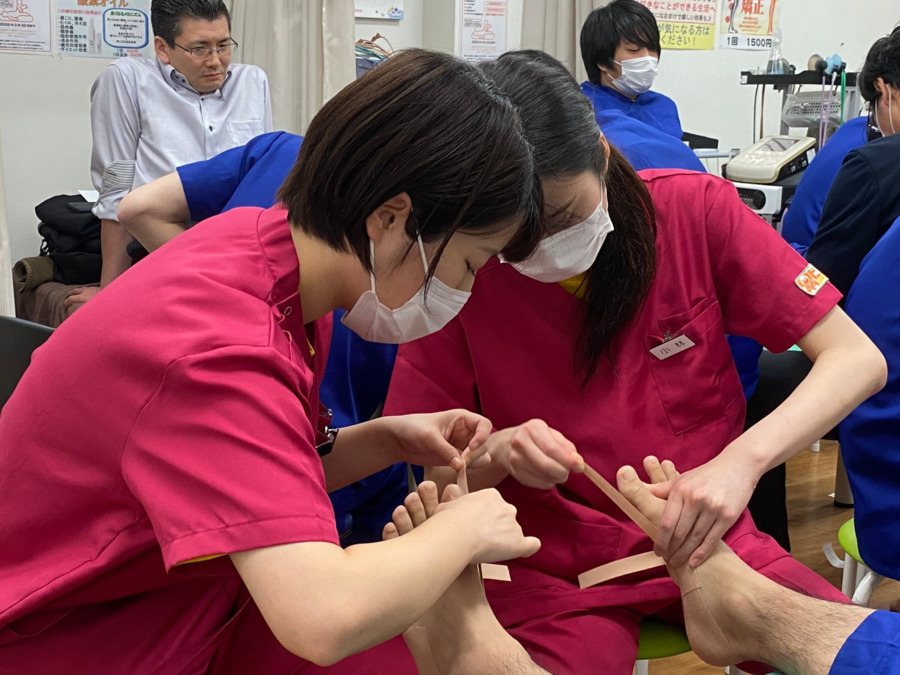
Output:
top-left (648, 453), bottom-right (757, 568)
top-left (64, 285), bottom-right (101, 315)
top-left (436, 483), bottom-right (541, 563)
top-left (387, 409), bottom-right (493, 472)
top-left (384, 480), bottom-right (541, 564)
top-left (493, 419), bottom-right (583, 489)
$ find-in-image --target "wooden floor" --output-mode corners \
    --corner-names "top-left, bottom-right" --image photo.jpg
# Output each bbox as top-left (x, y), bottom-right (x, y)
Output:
top-left (648, 441), bottom-right (900, 674)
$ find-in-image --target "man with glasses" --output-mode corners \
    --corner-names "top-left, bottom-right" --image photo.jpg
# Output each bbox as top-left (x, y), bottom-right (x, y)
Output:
top-left (68, 0), bottom-right (271, 313)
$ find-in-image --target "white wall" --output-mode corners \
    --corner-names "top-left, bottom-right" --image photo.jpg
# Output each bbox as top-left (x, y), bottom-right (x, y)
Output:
top-left (653, 3), bottom-right (897, 159)
top-left (355, 0), bottom-right (424, 52)
top-left (2, 1), bottom-right (895, 263)
top-left (0, 53), bottom-right (103, 263)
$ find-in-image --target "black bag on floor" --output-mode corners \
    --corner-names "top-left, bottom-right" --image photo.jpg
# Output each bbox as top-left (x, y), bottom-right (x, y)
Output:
top-left (35, 194), bottom-right (102, 285)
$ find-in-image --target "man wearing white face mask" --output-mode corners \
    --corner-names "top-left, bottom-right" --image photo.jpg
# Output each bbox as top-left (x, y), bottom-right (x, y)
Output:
top-left (579, 0), bottom-right (683, 139)
top-left (806, 25), bottom-right (900, 298)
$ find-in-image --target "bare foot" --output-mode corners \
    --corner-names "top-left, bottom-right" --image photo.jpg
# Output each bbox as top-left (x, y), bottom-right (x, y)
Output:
top-left (616, 465), bottom-right (780, 667)
top-left (385, 483), bottom-right (547, 674)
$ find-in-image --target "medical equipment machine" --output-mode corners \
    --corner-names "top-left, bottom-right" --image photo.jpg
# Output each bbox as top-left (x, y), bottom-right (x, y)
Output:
top-left (725, 135), bottom-right (816, 184)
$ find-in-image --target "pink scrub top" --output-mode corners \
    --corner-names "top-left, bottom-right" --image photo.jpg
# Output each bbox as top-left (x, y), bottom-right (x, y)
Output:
top-left (385, 170), bottom-right (841, 626)
top-left (0, 206), bottom-right (338, 671)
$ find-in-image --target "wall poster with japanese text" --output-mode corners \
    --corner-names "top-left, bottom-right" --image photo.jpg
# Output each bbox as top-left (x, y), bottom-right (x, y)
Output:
top-left (638, 1), bottom-right (717, 51)
top-left (57, 0), bottom-right (152, 59)
top-left (719, 0), bottom-right (781, 50)
top-left (0, 0), bottom-right (51, 53)
top-left (460, 0), bottom-right (506, 62)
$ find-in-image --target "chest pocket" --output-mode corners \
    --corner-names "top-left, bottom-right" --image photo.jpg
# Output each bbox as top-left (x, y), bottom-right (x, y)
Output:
top-left (226, 119), bottom-right (265, 147)
top-left (644, 299), bottom-right (741, 435)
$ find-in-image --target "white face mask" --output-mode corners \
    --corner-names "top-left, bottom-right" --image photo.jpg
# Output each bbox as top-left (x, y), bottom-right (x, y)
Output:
top-left (611, 56), bottom-right (659, 97)
top-left (341, 236), bottom-right (471, 344)
top-left (509, 199), bottom-right (614, 283)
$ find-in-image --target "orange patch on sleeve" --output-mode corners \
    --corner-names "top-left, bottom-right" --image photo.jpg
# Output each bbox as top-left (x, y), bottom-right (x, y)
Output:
top-left (795, 264), bottom-right (829, 296)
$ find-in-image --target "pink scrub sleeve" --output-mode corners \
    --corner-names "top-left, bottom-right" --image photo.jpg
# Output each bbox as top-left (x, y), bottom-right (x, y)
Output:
top-left (122, 345), bottom-right (339, 569)
top-left (702, 178), bottom-right (842, 350)
top-left (385, 316), bottom-right (480, 416)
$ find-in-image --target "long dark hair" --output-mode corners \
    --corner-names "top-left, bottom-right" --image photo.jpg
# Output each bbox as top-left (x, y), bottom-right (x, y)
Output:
top-left (480, 50), bottom-right (657, 382)
top-left (278, 49), bottom-right (542, 283)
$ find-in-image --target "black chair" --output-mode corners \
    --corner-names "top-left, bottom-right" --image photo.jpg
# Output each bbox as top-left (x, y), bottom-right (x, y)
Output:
top-left (0, 316), bottom-right (54, 413)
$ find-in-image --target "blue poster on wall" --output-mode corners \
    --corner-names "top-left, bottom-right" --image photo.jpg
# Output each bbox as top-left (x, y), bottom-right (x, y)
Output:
top-left (57, 0), bottom-right (153, 58)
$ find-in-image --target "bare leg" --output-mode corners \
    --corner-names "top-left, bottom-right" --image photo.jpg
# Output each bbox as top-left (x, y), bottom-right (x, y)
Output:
top-left (384, 482), bottom-right (550, 674)
top-left (617, 465), bottom-right (874, 675)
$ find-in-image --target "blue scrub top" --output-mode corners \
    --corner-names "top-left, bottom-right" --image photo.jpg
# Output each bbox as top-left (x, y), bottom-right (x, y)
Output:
top-left (830, 611), bottom-right (900, 674)
top-left (179, 130), bottom-right (303, 220)
top-left (178, 131), bottom-right (404, 543)
top-left (594, 109), bottom-right (704, 172)
top-left (581, 81), bottom-right (683, 139)
top-left (840, 215), bottom-right (900, 580)
top-left (780, 116), bottom-right (868, 256)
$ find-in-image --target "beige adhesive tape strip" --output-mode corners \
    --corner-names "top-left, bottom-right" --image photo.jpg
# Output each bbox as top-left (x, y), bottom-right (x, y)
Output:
top-left (577, 550), bottom-right (665, 589)
top-left (581, 463), bottom-right (659, 541)
top-left (456, 465), bottom-right (468, 495)
top-left (480, 563), bottom-right (511, 581)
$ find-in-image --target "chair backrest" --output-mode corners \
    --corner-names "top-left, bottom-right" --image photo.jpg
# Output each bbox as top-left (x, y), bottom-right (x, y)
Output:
top-left (0, 316), bottom-right (54, 413)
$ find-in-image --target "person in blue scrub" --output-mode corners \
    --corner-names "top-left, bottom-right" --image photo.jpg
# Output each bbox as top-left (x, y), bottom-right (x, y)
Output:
top-left (840, 215), bottom-right (900, 582)
top-left (594, 108), bottom-right (703, 172)
top-left (780, 116), bottom-right (869, 256)
top-left (807, 26), bottom-right (900, 297)
top-left (118, 130), bottom-right (408, 545)
top-left (579, 0), bottom-right (682, 139)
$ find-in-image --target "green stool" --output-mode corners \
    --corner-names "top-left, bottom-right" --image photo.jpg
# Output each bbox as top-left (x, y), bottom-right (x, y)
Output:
top-left (838, 518), bottom-right (884, 605)
top-left (634, 619), bottom-right (756, 674)
top-left (634, 618), bottom-right (691, 674)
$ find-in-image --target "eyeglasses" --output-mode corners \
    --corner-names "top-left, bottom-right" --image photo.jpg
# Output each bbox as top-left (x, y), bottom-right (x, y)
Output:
top-left (172, 38), bottom-right (237, 59)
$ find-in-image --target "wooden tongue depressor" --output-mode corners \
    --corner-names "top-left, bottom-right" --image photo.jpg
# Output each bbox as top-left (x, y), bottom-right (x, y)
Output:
top-left (576, 462), bottom-right (665, 588)
top-left (581, 462), bottom-right (659, 541)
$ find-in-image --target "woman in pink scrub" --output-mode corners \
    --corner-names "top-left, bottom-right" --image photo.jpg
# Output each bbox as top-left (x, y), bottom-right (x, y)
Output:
top-left (385, 51), bottom-right (886, 674)
top-left (0, 51), bottom-right (542, 673)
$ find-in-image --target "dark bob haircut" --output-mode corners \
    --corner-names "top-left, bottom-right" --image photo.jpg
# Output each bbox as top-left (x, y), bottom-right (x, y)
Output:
top-left (278, 49), bottom-right (541, 276)
top-left (581, 0), bottom-right (661, 85)
top-left (859, 25), bottom-right (900, 104)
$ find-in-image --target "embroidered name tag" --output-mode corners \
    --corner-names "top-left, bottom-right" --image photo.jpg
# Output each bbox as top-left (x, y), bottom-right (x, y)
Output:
top-left (795, 264), bottom-right (829, 296)
top-left (650, 334), bottom-right (696, 360)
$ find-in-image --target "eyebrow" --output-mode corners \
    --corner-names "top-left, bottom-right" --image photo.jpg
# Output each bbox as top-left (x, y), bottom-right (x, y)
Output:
top-left (186, 37), bottom-right (232, 47)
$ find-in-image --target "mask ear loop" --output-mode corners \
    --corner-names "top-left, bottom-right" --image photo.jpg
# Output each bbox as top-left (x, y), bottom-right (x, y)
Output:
top-left (890, 87), bottom-right (897, 136)
top-left (368, 240), bottom-right (377, 293)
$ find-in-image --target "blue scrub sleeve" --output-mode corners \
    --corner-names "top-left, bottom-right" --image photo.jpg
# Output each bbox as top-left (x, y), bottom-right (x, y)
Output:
top-left (830, 611), bottom-right (900, 674)
top-left (178, 131), bottom-right (282, 223)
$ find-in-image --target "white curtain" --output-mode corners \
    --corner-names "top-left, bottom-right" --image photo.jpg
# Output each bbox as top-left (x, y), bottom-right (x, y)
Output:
top-left (0, 126), bottom-right (14, 317)
top-left (227, 0), bottom-right (356, 134)
top-left (520, 0), bottom-right (607, 81)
